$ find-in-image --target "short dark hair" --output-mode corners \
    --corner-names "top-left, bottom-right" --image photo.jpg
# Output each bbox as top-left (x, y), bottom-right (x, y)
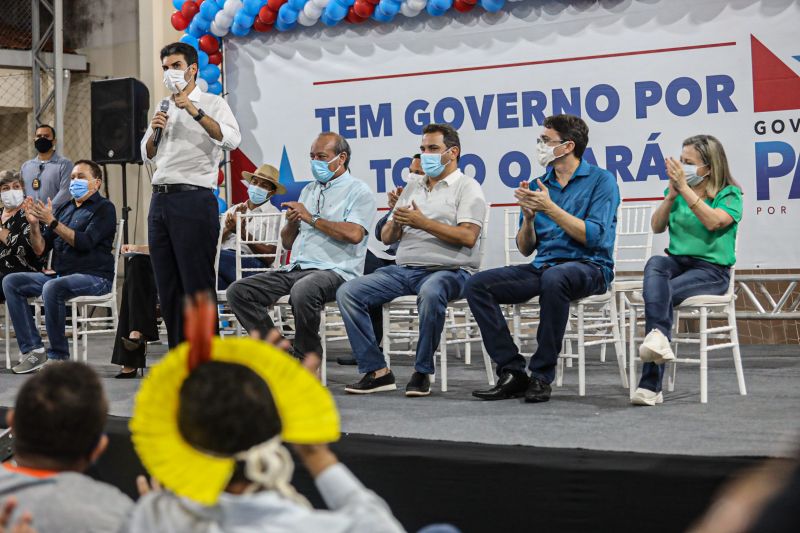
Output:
top-left (13, 363), bottom-right (108, 463)
top-left (422, 123), bottom-right (461, 161)
top-left (0, 170), bottom-right (22, 189)
top-left (160, 42), bottom-right (199, 71)
top-left (542, 114), bottom-right (589, 159)
top-left (73, 159), bottom-right (103, 181)
top-left (178, 362), bottom-right (281, 457)
top-left (319, 132), bottom-right (352, 170)
top-left (36, 124), bottom-right (56, 139)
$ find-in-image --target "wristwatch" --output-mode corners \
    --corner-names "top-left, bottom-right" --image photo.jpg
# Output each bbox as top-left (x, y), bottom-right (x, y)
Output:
top-left (193, 109), bottom-right (206, 121)
top-left (310, 214), bottom-right (321, 228)
top-left (48, 219), bottom-right (59, 230)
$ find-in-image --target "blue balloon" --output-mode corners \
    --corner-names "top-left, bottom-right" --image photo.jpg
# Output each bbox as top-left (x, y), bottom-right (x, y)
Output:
top-left (212, 0), bottom-right (227, 8)
top-left (275, 18), bottom-right (297, 31)
top-left (230, 22), bottom-right (250, 36)
top-left (480, 0), bottom-right (505, 13)
top-left (208, 81), bottom-right (223, 95)
top-left (194, 14), bottom-right (212, 32)
top-left (233, 10), bottom-right (256, 27)
top-left (319, 11), bottom-right (339, 26)
top-left (201, 63), bottom-right (221, 82)
top-left (376, 1), bottom-right (400, 17)
top-left (199, 1), bottom-right (220, 20)
top-left (429, 0), bottom-right (453, 11)
top-left (288, 0), bottom-right (307, 9)
top-left (243, 0), bottom-right (264, 16)
top-left (172, 0), bottom-right (184, 10)
top-left (324, 1), bottom-right (348, 20)
top-left (371, 8), bottom-right (394, 22)
top-left (278, 5), bottom-right (299, 24)
top-left (198, 50), bottom-right (209, 69)
top-left (179, 34), bottom-right (199, 48)
top-left (216, 195), bottom-right (227, 214)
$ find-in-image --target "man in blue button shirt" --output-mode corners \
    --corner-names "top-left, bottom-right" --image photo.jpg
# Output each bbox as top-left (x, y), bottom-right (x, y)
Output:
top-left (19, 124), bottom-right (74, 211)
top-left (227, 133), bottom-right (375, 357)
top-left (6, 160), bottom-right (117, 374)
top-left (467, 114), bottom-right (620, 403)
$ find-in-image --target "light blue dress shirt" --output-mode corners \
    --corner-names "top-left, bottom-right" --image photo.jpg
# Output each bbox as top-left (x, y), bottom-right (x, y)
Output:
top-left (286, 172), bottom-right (376, 281)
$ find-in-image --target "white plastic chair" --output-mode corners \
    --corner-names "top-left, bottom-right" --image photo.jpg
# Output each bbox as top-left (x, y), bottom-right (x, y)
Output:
top-left (626, 240), bottom-right (745, 403)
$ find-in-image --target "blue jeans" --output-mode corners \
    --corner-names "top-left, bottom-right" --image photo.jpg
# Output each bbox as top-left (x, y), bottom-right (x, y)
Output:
top-left (3, 272), bottom-right (112, 360)
top-left (337, 265), bottom-right (471, 375)
top-left (217, 248), bottom-right (265, 290)
top-left (639, 254), bottom-right (730, 392)
top-left (465, 262), bottom-right (606, 384)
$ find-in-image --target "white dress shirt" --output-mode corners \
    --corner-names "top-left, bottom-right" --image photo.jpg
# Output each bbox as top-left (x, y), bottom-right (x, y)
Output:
top-left (141, 86), bottom-right (241, 188)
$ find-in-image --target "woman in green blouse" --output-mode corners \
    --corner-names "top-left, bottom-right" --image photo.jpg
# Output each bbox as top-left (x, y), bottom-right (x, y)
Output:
top-left (632, 135), bottom-right (742, 406)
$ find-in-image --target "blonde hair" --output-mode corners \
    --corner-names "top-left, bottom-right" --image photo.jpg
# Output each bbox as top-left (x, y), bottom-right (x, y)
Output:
top-left (682, 135), bottom-right (740, 198)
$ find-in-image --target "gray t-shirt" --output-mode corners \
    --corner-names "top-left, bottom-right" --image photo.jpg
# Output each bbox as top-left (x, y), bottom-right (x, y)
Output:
top-left (392, 170), bottom-right (487, 272)
top-left (0, 466), bottom-right (133, 533)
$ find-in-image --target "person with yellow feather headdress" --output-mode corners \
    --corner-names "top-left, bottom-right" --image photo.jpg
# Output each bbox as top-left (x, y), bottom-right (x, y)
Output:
top-left (123, 294), bottom-right (404, 533)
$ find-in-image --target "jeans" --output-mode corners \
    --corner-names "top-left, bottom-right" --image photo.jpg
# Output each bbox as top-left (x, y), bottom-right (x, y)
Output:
top-left (3, 272), bottom-right (112, 360)
top-left (337, 265), bottom-right (471, 375)
top-left (465, 262), bottom-right (606, 384)
top-left (363, 250), bottom-right (396, 344)
top-left (217, 248), bottom-right (265, 290)
top-left (226, 268), bottom-right (344, 356)
top-left (639, 254), bottom-right (730, 392)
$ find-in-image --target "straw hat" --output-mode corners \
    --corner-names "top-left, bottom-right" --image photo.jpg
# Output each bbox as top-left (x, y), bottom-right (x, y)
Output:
top-left (242, 164), bottom-right (286, 195)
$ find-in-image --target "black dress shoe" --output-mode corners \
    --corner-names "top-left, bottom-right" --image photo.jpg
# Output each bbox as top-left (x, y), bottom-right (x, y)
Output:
top-left (472, 370), bottom-right (529, 401)
top-left (114, 368), bottom-right (142, 379)
top-left (336, 356), bottom-right (357, 366)
top-left (524, 377), bottom-right (552, 403)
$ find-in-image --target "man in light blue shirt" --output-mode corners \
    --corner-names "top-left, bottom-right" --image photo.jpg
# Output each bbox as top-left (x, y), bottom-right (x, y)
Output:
top-left (19, 124), bottom-right (74, 210)
top-left (227, 132), bottom-right (375, 356)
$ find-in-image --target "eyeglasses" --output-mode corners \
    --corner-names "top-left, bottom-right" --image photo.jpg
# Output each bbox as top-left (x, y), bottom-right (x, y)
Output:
top-left (536, 137), bottom-right (568, 147)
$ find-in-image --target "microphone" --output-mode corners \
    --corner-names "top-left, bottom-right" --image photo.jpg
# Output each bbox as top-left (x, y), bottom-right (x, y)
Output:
top-left (152, 99), bottom-right (169, 148)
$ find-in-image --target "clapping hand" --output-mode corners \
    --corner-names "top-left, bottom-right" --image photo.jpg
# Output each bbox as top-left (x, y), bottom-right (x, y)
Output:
top-left (387, 187), bottom-right (404, 210)
top-left (22, 198), bottom-right (38, 225)
top-left (392, 201), bottom-right (427, 229)
top-left (514, 181), bottom-right (537, 219)
top-left (282, 202), bottom-right (311, 225)
top-left (666, 157), bottom-right (688, 193)
top-left (30, 199), bottom-right (54, 225)
top-left (0, 498), bottom-right (35, 533)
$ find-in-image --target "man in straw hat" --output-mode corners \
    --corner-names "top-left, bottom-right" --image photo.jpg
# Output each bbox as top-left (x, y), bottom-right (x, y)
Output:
top-left (125, 295), bottom-right (404, 533)
top-left (218, 164), bottom-right (286, 290)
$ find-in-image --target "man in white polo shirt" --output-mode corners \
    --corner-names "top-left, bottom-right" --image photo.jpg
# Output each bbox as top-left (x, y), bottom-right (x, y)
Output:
top-left (141, 42), bottom-right (241, 348)
top-left (338, 124), bottom-right (486, 397)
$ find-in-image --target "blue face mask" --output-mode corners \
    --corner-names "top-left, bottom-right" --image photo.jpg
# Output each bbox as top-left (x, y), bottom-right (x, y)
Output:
top-left (311, 154), bottom-right (342, 184)
top-left (247, 184), bottom-right (271, 205)
top-left (69, 178), bottom-right (89, 199)
top-left (420, 149), bottom-right (452, 178)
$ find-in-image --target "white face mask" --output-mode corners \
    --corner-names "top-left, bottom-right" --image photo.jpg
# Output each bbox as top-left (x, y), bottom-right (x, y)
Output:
top-left (1, 189), bottom-right (24, 209)
top-left (536, 140), bottom-right (569, 167)
top-left (682, 163), bottom-right (709, 187)
top-left (163, 68), bottom-right (188, 94)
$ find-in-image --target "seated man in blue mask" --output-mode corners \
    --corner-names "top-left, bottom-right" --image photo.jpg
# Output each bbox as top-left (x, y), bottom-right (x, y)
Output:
top-left (227, 133), bottom-right (375, 358)
top-left (466, 114), bottom-right (620, 404)
top-left (338, 124), bottom-right (487, 397)
top-left (218, 163), bottom-right (284, 290)
top-left (6, 160), bottom-right (117, 374)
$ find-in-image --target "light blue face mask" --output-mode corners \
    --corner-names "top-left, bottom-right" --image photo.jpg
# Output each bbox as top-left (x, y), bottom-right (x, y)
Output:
top-left (420, 149), bottom-right (452, 178)
top-left (69, 178), bottom-right (89, 199)
top-left (682, 163), bottom-right (709, 187)
top-left (311, 154), bottom-right (342, 184)
top-left (247, 184), bottom-right (270, 205)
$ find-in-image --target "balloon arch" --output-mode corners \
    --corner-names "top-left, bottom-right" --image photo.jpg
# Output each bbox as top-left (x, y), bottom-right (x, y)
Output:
top-left (169, 0), bottom-right (520, 94)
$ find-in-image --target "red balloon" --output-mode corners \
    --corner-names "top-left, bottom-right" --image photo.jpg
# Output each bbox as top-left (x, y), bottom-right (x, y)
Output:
top-left (258, 6), bottom-right (278, 24)
top-left (267, 0), bottom-right (287, 11)
top-left (346, 8), bottom-right (368, 23)
top-left (253, 19), bottom-right (273, 32)
top-left (181, 1), bottom-right (199, 20)
top-left (365, 0), bottom-right (380, 5)
top-left (353, 0), bottom-right (374, 18)
top-left (196, 0), bottom-right (205, 5)
top-left (170, 11), bottom-right (189, 31)
top-left (199, 34), bottom-right (219, 54)
top-left (208, 52), bottom-right (222, 65)
top-left (461, 0), bottom-right (478, 4)
top-left (217, 169), bottom-right (225, 186)
top-left (454, 0), bottom-right (475, 11)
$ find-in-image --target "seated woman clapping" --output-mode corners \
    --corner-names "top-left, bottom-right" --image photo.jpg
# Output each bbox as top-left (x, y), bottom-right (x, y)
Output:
top-left (632, 135), bottom-right (742, 406)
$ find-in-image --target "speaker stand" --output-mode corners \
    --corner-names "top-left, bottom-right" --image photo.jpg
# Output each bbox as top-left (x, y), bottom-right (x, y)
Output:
top-left (102, 163), bottom-right (132, 245)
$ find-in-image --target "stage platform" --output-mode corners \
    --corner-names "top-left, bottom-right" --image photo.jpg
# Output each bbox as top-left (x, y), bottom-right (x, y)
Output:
top-left (1, 336), bottom-right (798, 532)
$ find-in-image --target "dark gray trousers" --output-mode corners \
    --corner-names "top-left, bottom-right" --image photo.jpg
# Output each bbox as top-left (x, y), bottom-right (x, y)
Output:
top-left (226, 268), bottom-right (344, 355)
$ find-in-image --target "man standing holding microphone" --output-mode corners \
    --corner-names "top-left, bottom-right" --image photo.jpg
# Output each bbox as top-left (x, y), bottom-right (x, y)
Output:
top-left (141, 42), bottom-right (241, 347)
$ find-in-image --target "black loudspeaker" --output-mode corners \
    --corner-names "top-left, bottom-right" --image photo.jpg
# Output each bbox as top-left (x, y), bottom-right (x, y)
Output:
top-left (91, 78), bottom-right (150, 164)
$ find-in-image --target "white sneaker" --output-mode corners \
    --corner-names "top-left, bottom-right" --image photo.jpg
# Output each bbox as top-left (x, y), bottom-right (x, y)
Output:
top-left (639, 329), bottom-right (675, 364)
top-left (630, 387), bottom-right (663, 406)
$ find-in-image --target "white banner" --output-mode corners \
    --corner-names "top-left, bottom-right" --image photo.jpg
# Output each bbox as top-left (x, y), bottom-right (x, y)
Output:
top-left (226, 0), bottom-right (800, 270)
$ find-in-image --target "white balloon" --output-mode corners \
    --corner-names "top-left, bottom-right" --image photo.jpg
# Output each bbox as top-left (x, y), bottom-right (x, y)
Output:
top-left (215, 10), bottom-right (234, 28)
top-left (311, 0), bottom-right (329, 8)
top-left (304, 2), bottom-right (323, 17)
top-left (400, 3), bottom-right (422, 17)
top-left (223, 0), bottom-right (243, 17)
top-left (210, 20), bottom-right (229, 36)
top-left (297, 11), bottom-right (318, 26)
top-left (407, 0), bottom-right (427, 11)
top-left (197, 78), bottom-right (209, 92)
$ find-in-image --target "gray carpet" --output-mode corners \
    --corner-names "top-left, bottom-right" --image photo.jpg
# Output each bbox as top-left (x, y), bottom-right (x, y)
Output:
top-left (1, 336), bottom-right (797, 458)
